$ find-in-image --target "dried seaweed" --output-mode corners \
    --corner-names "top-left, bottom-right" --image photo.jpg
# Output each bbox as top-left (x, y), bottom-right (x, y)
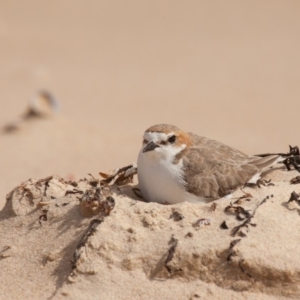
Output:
top-left (239, 259), bottom-right (252, 277)
top-left (79, 187), bottom-right (115, 217)
top-left (255, 145), bottom-right (300, 172)
top-left (233, 193), bottom-right (252, 205)
top-left (71, 218), bottom-right (103, 272)
top-left (224, 204), bottom-right (251, 221)
top-left (231, 195), bottom-right (270, 237)
top-left (165, 237), bottom-right (181, 274)
top-left (99, 164), bottom-right (137, 186)
top-left (290, 176), bottom-right (300, 185)
top-left (227, 238), bottom-right (241, 262)
top-left (287, 191), bottom-right (300, 206)
top-left (255, 145), bottom-right (299, 158)
top-left (220, 221), bottom-right (229, 230)
top-left (0, 246), bottom-right (12, 259)
top-left (65, 189), bottom-right (84, 196)
top-left (35, 176), bottom-right (53, 197)
top-left (67, 181), bottom-right (78, 187)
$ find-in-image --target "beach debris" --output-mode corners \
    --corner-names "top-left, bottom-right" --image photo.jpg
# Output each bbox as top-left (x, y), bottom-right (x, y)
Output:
top-left (239, 259), bottom-right (252, 278)
top-left (27, 90), bottom-right (60, 117)
top-left (170, 211), bottom-right (184, 221)
top-left (233, 193), bottom-right (252, 205)
top-left (39, 209), bottom-right (48, 225)
top-left (65, 189), bottom-right (84, 196)
top-left (192, 218), bottom-right (211, 228)
top-left (6, 175), bottom-right (73, 216)
top-left (220, 221), bottom-right (229, 230)
top-left (224, 204), bottom-right (251, 221)
top-left (165, 236), bottom-right (181, 274)
top-left (185, 232), bottom-right (193, 238)
top-left (99, 164), bottom-right (137, 186)
top-left (231, 195), bottom-right (271, 237)
top-left (3, 90), bottom-right (60, 132)
top-left (67, 180), bottom-right (78, 187)
top-left (71, 218), bottom-right (103, 275)
top-left (290, 176), bottom-right (300, 185)
top-left (283, 146), bottom-right (300, 172)
top-left (227, 238), bottom-right (241, 262)
top-left (86, 174), bottom-right (100, 187)
top-left (37, 175), bottom-right (53, 198)
top-left (79, 187), bottom-right (115, 217)
top-left (287, 191), bottom-right (300, 206)
top-left (0, 246), bottom-right (12, 259)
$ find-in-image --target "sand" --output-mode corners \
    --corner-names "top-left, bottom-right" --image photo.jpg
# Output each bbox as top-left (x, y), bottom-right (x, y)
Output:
top-left (1, 0), bottom-right (300, 298)
top-left (1, 169), bottom-right (300, 299)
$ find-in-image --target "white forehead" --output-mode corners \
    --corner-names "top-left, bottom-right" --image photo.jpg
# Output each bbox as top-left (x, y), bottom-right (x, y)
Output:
top-left (144, 131), bottom-right (172, 142)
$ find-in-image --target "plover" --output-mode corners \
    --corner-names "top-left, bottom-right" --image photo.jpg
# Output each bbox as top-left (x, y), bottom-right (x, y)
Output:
top-left (137, 124), bottom-right (283, 204)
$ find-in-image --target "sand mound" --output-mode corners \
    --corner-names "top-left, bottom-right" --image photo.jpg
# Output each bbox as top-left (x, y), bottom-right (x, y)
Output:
top-left (1, 170), bottom-right (300, 299)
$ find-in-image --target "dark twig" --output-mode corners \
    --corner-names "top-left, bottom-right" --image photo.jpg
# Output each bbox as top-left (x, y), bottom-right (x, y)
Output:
top-left (231, 195), bottom-right (270, 237)
top-left (255, 145), bottom-right (299, 158)
top-left (239, 259), bottom-right (252, 278)
top-left (165, 237), bottom-right (180, 274)
top-left (227, 239), bottom-right (241, 262)
top-left (71, 218), bottom-right (103, 271)
top-left (65, 189), bottom-right (84, 196)
top-left (100, 164), bottom-right (137, 186)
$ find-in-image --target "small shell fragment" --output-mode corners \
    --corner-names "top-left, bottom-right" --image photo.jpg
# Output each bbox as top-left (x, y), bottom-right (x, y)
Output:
top-left (193, 218), bottom-right (211, 227)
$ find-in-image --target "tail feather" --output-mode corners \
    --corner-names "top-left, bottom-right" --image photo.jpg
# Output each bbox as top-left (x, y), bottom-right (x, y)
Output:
top-left (247, 155), bottom-right (285, 184)
top-left (249, 155), bottom-right (282, 172)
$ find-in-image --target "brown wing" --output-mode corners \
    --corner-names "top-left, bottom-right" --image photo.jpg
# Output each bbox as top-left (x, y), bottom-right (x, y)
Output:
top-left (182, 134), bottom-right (259, 199)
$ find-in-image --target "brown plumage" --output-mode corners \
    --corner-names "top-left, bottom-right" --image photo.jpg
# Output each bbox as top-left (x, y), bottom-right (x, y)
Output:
top-left (138, 124), bottom-right (282, 203)
top-left (182, 131), bottom-right (279, 198)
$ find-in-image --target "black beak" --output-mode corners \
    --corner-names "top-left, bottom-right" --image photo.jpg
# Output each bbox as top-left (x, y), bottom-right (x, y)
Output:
top-left (143, 141), bottom-right (159, 153)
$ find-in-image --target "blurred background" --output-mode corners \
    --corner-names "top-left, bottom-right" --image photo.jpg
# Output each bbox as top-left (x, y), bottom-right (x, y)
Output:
top-left (0, 0), bottom-right (299, 208)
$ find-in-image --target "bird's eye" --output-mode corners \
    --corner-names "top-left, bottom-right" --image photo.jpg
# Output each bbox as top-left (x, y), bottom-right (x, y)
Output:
top-left (143, 139), bottom-right (148, 144)
top-left (168, 135), bottom-right (176, 143)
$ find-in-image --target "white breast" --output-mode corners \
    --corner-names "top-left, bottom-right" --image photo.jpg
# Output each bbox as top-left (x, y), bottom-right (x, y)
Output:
top-left (137, 149), bottom-right (206, 204)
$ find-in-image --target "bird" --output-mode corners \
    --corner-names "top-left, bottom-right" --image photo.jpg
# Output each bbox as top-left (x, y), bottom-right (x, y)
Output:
top-left (137, 124), bottom-right (284, 204)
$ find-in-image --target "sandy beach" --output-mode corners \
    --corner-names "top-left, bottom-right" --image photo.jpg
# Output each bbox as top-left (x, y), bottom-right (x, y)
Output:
top-left (0, 0), bottom-right (300, 298)
top-left (1, 169), bottom-right (300, 299)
